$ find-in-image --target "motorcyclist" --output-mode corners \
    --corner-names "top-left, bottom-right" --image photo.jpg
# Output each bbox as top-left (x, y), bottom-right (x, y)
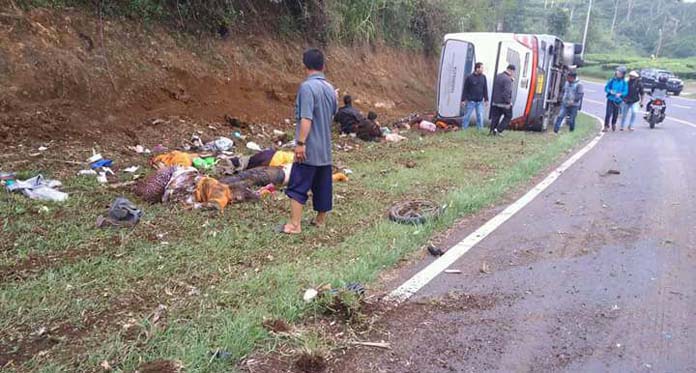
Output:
top-left (646, 75), bottom-right (668, 115)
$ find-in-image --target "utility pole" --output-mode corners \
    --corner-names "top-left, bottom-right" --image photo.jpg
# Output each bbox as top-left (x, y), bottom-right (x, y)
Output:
top-left (581, 0), bottom-right (593, 58)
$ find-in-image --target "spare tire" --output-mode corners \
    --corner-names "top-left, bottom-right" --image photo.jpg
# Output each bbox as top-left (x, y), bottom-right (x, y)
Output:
top-left (389, 199), bottom-right (443, 225)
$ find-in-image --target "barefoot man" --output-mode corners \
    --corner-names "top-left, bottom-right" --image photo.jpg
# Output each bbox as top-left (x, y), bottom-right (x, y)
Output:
top-left (282, 48), bottom-right (338, 234)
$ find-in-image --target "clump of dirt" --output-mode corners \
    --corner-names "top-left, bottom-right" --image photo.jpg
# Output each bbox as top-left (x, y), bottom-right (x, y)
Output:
top-left (262, 318), bottom-right (291, 333)
top-left (135, 359), bottom-right (183, 373)
top-left (294, 351), bottom-right (327, 373)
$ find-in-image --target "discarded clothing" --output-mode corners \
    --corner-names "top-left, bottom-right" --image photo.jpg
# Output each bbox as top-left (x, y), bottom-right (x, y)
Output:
top-left (269, 151), bottom-right (294, 167)
top-left (217, 155), bottom-right (250, 175)
top-left (133, 166), bottom-right (176, 203)
top-left (162, 167), bottom-right (199, 204)
top-left (247, 149), bottom-right (276, 169)
top-left (151, 151), bottom-right (197, 168)
top-left (6, 175), bottom-right (68, 202)
top-left (203, 137), bottom-right (234, 152)
top-left (195, 177), bottom-right (232, 211)
top-left (220, 166), bottom-right (286, 189)
top-left (192, 157), bottom-right (216, 169)
top-left (97, 197), bottom-right (143, 228)
top-left (90, 159), bottom-right (113, 169)
top-left (332, 172), bottom-right (349, 182)
top-left (419, 120), bottom-right (437, 132)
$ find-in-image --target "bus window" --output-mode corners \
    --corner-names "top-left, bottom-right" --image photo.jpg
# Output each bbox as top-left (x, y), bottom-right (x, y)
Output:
top-left (522, 52), bottom-right (530, 78)
top-left (540, 42), bottom-right (546, 68)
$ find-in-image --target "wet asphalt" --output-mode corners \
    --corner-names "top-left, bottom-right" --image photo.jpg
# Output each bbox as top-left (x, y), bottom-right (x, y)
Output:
top-left (331, 81), bottom-right (696, 372)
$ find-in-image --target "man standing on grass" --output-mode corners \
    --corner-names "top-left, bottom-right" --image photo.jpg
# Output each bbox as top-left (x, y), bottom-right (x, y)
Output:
top-left (490, 64), bottom-right (516, 136)
top-left (281, 48), bottom-right (338, 235)
top-left (460, 62), bottom-right (489, 130)
top-left (553, 71), bottom-right (584, 134)
top-left (604, 66), bottom-right (628, 132)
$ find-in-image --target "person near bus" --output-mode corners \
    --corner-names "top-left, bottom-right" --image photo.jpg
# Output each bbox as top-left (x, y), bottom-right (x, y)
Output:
top-left (604, 66), bottom-right (628, 132)
top-left (460, 62), bottom-right (489, 130)
top-left (553, 71), bottom-right (584, 134)
top-left (490, 64), bottom-right (516, 136)
top-left (620, 70), bottom-right (645, 131)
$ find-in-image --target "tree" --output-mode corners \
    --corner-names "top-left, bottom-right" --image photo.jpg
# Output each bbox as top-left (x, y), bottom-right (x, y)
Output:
top-left (548, 7), bottom-right (570, 37)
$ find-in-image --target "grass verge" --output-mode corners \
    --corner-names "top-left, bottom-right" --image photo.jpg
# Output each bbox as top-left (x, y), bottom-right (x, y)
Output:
top-left (0, 115), bottom-right (596, 372)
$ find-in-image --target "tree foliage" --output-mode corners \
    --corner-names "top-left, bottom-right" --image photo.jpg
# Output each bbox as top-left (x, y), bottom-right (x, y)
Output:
top-left (13, 0), bottom-right (696, 57)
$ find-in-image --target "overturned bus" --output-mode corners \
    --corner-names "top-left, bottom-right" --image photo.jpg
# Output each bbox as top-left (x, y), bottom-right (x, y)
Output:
top-left (436, 32), bottom-right (583, 131)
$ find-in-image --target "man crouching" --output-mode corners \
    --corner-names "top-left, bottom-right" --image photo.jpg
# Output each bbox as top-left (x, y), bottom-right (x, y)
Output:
top-left (281, 48), bottom-right (338, 234)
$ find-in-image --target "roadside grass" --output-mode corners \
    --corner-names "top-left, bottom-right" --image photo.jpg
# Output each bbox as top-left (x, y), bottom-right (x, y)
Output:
top-left (0, 115), bottom-right (596, 372)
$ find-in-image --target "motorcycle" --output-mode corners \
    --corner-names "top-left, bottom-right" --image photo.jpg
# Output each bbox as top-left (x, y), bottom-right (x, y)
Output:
top-left (645, 95), bottom-right (666, 129)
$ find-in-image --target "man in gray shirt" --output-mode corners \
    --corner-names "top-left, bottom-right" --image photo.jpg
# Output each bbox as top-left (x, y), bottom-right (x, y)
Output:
top-left (281, 48), bottom-right (338, 234)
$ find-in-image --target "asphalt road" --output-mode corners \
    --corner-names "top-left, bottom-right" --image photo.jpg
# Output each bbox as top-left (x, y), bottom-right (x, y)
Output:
top-left (580, 80), bottom-right (696, 129)
top-left (330, 81), bottom-right (696, 372)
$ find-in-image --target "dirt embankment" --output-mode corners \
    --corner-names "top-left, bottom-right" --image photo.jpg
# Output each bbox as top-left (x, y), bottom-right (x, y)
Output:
top-left (0, 7), bottom-right (437, 150)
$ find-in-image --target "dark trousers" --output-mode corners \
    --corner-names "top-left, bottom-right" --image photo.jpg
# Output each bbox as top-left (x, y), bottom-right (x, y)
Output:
top-left (604, 100), bottom-right (621, 129)
top-left (490, 105), bottom-right (512, 134)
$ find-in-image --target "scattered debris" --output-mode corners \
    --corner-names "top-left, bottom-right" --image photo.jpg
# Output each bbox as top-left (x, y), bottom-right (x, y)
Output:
top-left (262, 318), bottom-right (291, 333)
top-left (480, 261), bottom-right (491, 274)
top-left (87, 152), bottom-right (103, 163)
top-left (38, 146), bottom-right (48, 151)
top-left (405, 160), bottom-right (417, 168)
top-left (209, 349), bottom-right (233, 361)
top-left (90, 159), bottom-right (113, 169)
top-left (427, 245), bottom-right (444, 256)
top-left (332, 172), bottom-right (349, 182)
top-left (100, 360), bottom-right (112, 371)
top-left (384, 133), bottom-right (407, 143)
top-left (129, 145), bottom-right (151, 154)
top-left (5, 175), bottom-right (68, 202)
top-left (96, 197), bottom-right (143, 228)
top-left (303, 289), bottom-right (319, 302)
top-left (444, 269), bottom-right (462, 274)
top-left (349, 341), bottom-right (391, 349)
top-left (78, 169), bottom-right (98, 176)
top-left (246, 142), bottom-right (262, 151)
top-left (124, 166), bottom-right (140, 173)
top-left (601, 169), bottom-right (621, 176)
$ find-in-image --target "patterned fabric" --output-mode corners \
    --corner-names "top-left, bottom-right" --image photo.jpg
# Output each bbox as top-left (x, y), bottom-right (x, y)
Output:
top-left (162, 167), bottom-right (199, 204)
top-left (133, 166), bottom-right (176, 203)
top-left (194, 177), bottom-right (232, 211)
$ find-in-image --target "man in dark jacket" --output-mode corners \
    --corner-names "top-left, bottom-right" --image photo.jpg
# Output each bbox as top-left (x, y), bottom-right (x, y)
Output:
top-left (460, 62), bottom-right (489, 129)
top-left (334, 95), bottom-right (363, 134)
top-left (620, 70), bottom-right (644, 131)
top-left (490, 64), bottom-right (516, 136)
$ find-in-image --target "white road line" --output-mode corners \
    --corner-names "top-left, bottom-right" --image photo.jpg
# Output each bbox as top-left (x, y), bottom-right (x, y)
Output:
top-left (584, 88), bottom-right (597, 93)
top-left (386, 114), bottom-right (605, 304)
top-left (666, 116), bottom-right (696, 129)
top-left (673, 104), bottom-right (692, 109)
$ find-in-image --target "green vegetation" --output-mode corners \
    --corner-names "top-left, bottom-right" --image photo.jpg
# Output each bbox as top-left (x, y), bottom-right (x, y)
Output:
top-left (1, 116), bottom-right (596, 371)
top-left (581, 53), bottom-right (696, 80)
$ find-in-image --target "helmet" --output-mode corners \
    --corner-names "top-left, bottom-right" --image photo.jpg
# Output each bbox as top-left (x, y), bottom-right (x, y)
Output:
top-left (658, 74), bottom-right (669, 83)
top-left (568, 70), bottom-right (578, 77)
top-left (616, 66), bottom-right (627, 75)
top-left (629, 70), bottom-right (639, 78)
